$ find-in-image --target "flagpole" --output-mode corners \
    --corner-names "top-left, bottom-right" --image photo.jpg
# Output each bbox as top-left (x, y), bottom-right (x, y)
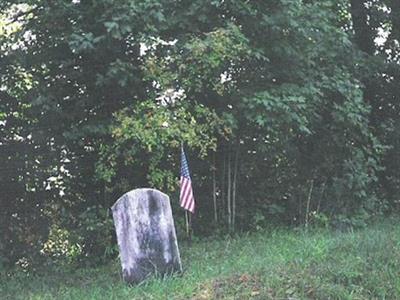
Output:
top-left (186, 211), bottom-right (192, 245)
top-left (185, 210), bottom-right (189, 237)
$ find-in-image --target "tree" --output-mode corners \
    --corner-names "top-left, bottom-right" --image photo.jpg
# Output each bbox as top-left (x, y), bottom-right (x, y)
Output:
top-left (1, 0), bottom-right (398, 267)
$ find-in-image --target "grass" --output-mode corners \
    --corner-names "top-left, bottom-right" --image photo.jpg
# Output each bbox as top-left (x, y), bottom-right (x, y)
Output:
top-left (2, 218), bottom-right (400, 299)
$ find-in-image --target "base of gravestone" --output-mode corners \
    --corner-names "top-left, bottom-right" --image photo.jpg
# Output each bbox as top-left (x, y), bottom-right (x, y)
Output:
top-left (112, 188), bottom-right (182, 284)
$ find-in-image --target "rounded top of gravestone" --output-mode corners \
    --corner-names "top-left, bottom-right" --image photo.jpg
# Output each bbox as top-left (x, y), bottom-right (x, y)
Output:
top-left (111, 188), bottom-right (169, 211)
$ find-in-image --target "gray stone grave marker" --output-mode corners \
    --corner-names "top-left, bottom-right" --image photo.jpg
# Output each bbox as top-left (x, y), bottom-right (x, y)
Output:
top-left (111, 188), bottom-right (182, 284)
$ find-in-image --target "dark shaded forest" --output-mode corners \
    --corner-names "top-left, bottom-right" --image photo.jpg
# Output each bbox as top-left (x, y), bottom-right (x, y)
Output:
top-left (1, 0), bottom-right (399, 269)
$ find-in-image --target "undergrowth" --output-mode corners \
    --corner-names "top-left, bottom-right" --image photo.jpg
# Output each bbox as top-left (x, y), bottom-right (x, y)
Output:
top-left (1, 218), bottom-right (400, 299)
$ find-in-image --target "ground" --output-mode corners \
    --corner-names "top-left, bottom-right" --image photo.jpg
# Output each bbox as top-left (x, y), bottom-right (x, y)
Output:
top-left (2, 218), bottom-right (400, 299)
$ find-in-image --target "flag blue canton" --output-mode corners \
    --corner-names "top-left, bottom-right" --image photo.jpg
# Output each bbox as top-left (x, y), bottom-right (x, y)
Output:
top-left (180, 148), bottom-right (191, 179)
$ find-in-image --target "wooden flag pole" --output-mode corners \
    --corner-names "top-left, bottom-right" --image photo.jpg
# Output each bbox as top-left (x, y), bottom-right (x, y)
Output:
top-left (188, 211), bottom-right (193, 245)
top-left (185, 210), bottom-right (193, 245)
top-left (185, 210), bottom-right (189, 237)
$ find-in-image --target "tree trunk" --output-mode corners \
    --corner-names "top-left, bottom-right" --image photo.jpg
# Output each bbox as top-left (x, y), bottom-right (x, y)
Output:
top-left (227, 148), bottom-right (232, 231)
top-left (232, 143), bottom-right (239, 232)
top-left (298, 192), bottom-right (302, 226)
top-left (316, 180), bottom-right (326, 215)
top-left (305, 179), bottom-right (314, 229)
top-left (212, 152), bottom-right (218, 223)
top-left (389, 0), bottom-right (400, 42)
top-left (221, 150), bottom-right (226, 222)
top-left (350, 0), bottom-right (375, 55)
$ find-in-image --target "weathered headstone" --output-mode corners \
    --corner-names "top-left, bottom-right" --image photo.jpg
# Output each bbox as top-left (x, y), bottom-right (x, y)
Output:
top-left (111, 188), bottom-right (182, 284)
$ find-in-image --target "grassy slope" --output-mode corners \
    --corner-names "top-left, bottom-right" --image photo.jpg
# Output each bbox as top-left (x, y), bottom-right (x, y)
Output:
top-left (2, 219), bottom-right (400, 300)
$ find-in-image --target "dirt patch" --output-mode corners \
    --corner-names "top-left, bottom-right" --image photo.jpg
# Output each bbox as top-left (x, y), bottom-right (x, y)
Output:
top-left (191, 272), bottom-right (271, 300)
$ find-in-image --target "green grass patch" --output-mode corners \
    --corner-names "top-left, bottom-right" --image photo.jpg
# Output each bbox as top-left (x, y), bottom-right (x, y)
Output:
top-left (2, 218), bottom-right (400, 299)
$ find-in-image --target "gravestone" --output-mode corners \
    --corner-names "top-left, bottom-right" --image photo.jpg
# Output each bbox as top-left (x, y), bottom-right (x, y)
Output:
top-left (111, 188), bottom-right (182, 284)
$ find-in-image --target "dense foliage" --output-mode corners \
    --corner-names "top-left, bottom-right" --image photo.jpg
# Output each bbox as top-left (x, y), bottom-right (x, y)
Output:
top-left (1, 0), bottom-right (399, 268)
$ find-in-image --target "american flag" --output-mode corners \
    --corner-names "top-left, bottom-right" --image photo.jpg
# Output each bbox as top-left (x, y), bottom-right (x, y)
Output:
top-left (180, 146), bottom-right (195, 213)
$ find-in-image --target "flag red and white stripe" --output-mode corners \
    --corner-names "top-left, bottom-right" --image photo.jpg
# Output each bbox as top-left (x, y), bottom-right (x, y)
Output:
top-left (180, 147), bottom-right (195, 213)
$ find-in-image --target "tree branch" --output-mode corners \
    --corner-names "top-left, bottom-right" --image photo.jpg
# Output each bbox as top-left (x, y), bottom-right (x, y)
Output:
top-left (6, 6), bottom-right (41, 26)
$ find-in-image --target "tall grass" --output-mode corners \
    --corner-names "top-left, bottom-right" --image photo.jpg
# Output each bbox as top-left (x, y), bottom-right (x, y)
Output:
top-left (1, 218), bottom-right (400, 299)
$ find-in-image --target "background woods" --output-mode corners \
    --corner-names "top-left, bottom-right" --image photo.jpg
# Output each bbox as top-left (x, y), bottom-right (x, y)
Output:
top-left (1, 0), bottom-right (400, 269)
